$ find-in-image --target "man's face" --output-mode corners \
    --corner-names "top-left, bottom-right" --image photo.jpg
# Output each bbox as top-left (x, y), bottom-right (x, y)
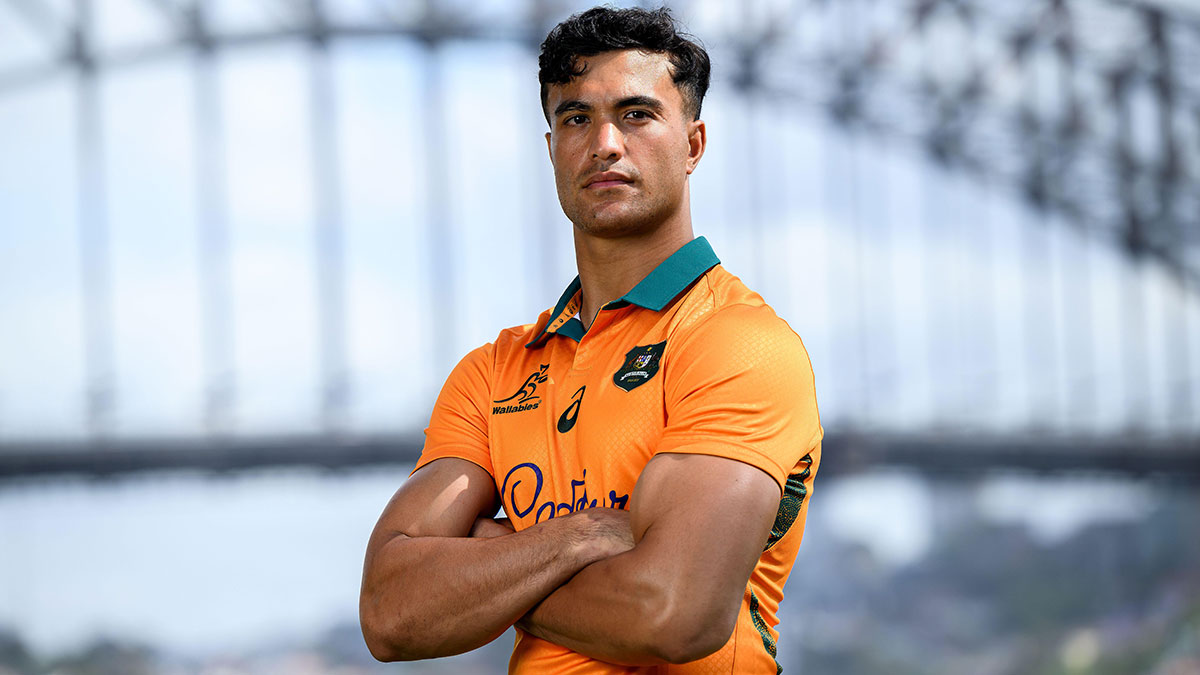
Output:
top-left (544, 49), bottom-right (705, 239)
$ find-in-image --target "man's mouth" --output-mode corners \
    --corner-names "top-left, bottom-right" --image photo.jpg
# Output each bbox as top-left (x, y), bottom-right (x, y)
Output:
top-left (584, 172), bottom-right (634, 189)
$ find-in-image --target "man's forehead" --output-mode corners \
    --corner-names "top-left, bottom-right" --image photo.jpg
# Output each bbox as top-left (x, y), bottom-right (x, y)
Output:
top-left (546, 49), bottom-right (680, 108)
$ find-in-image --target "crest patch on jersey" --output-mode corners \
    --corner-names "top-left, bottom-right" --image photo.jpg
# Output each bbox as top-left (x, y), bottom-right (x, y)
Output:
top-left (613, 341), bottom-right (666, 392)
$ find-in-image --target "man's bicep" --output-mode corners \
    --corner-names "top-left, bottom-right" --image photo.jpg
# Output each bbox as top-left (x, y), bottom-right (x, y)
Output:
top-left (629, 453), bottom-right (781, 608)
top-left (368, 458), bottom-right (498, 550)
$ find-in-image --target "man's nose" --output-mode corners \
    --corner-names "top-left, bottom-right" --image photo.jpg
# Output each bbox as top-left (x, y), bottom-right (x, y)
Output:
top-left (590, 121), bottom-right (624, 161)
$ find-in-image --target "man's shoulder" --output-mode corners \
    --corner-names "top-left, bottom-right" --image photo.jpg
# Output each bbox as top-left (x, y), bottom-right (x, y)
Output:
top-left (670, 264), bottom-right (799, 343)
top-left (494, 321), bottom-right (542, 350)
top-left (466, 308), bottom-right (554, 367)
top-left (492, 310), bottom-right (553, 354)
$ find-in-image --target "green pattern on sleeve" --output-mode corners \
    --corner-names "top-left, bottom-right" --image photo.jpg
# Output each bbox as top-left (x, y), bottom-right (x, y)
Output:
top-left (749, 589), bottom-right (783, 674)
top-left (765, 453), bottom-right (813, 551)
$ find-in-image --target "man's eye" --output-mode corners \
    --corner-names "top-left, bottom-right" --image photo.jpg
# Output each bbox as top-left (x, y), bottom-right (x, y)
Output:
top-left (565, 115), bottom-right (587, 125)
top-left (626, 110), bottom-right (650, 120)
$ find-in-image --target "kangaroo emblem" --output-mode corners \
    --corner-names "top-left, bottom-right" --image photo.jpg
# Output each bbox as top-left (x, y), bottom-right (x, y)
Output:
top-left (494, 364), bottom-right (550, 404)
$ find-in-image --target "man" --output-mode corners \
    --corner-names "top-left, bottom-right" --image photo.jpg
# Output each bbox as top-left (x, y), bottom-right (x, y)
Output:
top-left (360, 6), bottom-right (822, 673)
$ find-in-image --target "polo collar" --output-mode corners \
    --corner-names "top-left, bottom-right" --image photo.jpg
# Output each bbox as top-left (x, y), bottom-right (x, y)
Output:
top-left (620, 236), bottom-right (720, 311)
top-left (525, 237), bottom-right (719, 348)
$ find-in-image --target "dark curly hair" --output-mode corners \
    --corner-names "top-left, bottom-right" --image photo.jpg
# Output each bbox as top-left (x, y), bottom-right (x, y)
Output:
top-left (538, 6), bottom-right (711, 124)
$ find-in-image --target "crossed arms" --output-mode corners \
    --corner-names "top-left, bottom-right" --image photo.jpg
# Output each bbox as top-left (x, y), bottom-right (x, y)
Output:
top-left (358, 451), bottom-right (782, 665)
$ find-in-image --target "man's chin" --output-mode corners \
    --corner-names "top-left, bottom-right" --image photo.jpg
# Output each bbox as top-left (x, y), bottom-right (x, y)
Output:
top-left (573, 214), bottom-right (657, 239)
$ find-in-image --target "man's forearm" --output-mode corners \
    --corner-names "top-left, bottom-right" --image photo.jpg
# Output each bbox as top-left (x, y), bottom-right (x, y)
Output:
top-left (519, 548), bottom-right (685, 666)
top-left (517, 455), bottom-right (784, 667)
top-left (360, 509), bottom-right (625, 662)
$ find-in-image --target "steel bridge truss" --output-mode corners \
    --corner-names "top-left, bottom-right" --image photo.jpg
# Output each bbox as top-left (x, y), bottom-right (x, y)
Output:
top-left (0, 0), bottom-right (1197, 479)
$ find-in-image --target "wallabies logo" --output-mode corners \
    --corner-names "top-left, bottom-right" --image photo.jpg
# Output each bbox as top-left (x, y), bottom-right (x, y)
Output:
top-left (493, 364), bottom-right (549, 415)
top-left (613, 341), bottom-right (665, 392)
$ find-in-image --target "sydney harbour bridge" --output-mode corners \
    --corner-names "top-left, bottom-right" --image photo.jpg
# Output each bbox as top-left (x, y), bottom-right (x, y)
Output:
top-left (0, 0), bottom-right (1197, 481)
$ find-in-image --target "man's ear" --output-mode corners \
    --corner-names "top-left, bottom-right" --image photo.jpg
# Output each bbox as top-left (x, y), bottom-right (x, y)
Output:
top-left (685, 119), bottom-right (706, 174)
top-left (545, 131), bottom-right (552, 162)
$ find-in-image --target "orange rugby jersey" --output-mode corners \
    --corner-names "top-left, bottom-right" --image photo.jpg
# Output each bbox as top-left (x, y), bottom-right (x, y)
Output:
top-left (415, 237), bottom-right (823, 674)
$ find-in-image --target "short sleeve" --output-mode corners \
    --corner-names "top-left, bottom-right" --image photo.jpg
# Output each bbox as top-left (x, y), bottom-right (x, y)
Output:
top-left (413, 343), bottom-right (495, 478)
top-left (656, 304), bottom-right (823, 492)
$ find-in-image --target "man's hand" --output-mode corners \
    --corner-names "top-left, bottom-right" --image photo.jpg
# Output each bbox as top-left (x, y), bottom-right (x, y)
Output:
top-left (514, 508), bottom-right (633, 633)
top-left (563, 507), bottom-right (635, 564)
top-left (469, 509), bottom-right (633, 563)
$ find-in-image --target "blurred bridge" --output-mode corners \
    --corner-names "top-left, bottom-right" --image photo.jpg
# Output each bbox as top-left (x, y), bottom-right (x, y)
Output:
top-left (1, 431), bottom-right (1197, 481)
top-left (0, 0), bottom-right (1197, 481)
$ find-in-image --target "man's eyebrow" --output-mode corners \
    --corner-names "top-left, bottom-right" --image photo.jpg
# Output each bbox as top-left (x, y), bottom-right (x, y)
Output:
top-left (553, 100), bottom-right (592, 117)
top-left (553, 96), bottom-right (666, 118)
top-left (616, 95), bottom-right (665, 112)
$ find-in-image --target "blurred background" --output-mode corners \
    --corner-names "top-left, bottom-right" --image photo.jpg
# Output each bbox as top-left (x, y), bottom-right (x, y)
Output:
top-left (1, 0), bottom-right (1199, 673)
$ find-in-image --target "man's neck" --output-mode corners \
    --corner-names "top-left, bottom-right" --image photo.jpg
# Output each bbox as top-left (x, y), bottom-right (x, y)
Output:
top-left (572, 221), bottom-right (695, 331)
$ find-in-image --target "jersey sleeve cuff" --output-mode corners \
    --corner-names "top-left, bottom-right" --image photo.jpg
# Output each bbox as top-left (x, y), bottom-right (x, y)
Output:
top-left (412, 446), bottom-right (495, 478)
top-left (653, 440), bottom-right (789, 494)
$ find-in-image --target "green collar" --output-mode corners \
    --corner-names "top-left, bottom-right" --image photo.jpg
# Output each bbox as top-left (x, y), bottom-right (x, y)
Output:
top-left (620, 236), bottom-right (720, 311)
top-left (525, 237), bottom-right (719, 348)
